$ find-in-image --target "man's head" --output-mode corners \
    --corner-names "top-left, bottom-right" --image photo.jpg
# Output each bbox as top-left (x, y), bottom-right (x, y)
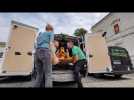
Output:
top-left (46, 24), bottom-right (53, 32)
top-left (67, 39), bottom-right (74, 49)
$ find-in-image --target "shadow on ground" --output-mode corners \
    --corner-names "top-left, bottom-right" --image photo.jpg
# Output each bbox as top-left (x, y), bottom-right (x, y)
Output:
top-left (88, 74), bottom-right (131, 81)
top-left (53, 81), bottom-right (77, 88)
top-left (0, 76), bottom-right (77, 88)
top-left (0, 76), bottom-right (31, 83)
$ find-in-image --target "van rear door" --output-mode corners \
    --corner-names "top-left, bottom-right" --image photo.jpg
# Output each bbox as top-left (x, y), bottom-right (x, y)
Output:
top-left (1, 21), bottom-right (38, 76)
top-left (85, 33), bottom-right (111, 73)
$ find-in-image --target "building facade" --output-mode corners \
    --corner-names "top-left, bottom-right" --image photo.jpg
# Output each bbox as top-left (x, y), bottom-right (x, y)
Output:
top-left (91, 13), bottom-right (134, 65)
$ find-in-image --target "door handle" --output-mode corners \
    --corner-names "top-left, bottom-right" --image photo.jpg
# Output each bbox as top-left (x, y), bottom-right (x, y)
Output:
top-left (15, 51), bottom-right (21, 55)
top-left (27, 52), bottom-right (32, 56)
top-left (8, 46), bottom-right (11, 49)
top-left (89, 54), bottom-right (93, 58)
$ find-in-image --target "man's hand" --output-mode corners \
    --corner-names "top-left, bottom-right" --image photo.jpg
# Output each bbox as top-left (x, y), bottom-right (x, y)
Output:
top-left (59, 57), bottom-right (65, 62)
top-left (58, 57), bottom-right (72, 63)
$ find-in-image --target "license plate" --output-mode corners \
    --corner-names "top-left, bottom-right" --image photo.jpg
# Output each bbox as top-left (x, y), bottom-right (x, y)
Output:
top-left (113, 61), bottom-right (121, 64)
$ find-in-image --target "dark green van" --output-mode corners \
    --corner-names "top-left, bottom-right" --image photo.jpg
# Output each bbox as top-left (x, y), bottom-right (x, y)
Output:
top-left (108, 46), bottom-right (134, 78)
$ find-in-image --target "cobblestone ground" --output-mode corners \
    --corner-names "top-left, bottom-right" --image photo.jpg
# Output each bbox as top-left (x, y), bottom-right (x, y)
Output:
top-left (82, 74), bottom-right (134, 87)
top-left (0, 74), bottom-right (134, 88)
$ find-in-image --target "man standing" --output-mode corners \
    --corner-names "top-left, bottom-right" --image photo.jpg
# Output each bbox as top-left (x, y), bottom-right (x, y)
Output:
top-left (34, 24), bottom-right (54, 88)
top-left (67, 40), bottom-right (87, 88)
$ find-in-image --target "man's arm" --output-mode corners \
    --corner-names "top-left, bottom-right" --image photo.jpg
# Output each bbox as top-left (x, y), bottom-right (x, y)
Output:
top-left (72, 49), bottom-right (79, 63)
top-left (50, 32), bottom-right (54, 42)
top-left (59, 55), bottom-right (78, 64)
top-left (35, 32), bottom-right (41, 48)
top-left (72, 55), bottom-right (79, 64)
top-left (49, 32), bottom-right (54, 52)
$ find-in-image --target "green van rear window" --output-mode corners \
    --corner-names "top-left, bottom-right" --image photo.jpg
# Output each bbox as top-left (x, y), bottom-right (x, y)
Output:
top-left (111, 48), bottom-right (128, 57)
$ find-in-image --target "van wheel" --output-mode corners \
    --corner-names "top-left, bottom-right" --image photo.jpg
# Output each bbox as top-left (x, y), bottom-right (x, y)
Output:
top-left (114, 74), bottom-right (122, 79)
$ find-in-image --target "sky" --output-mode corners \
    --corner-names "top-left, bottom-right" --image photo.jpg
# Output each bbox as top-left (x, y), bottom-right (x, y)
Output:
top-left (0, 13), bottom-right (108, 42)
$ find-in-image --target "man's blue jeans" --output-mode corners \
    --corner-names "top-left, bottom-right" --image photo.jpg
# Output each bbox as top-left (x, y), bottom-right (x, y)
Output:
top-left (33, 48), bottom-right (52, 88)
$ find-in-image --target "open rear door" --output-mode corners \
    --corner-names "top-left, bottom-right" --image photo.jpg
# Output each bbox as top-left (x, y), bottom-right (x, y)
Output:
top-left (1, 21), bottom-right (38, 76)
top-left (85, 33), bottom-right (111, 73)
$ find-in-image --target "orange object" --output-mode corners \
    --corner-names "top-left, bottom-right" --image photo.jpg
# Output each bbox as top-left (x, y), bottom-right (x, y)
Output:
top-left (56, 47), bottom-right (73, 62)
top-left (57, 47), bottom-right (66, 59)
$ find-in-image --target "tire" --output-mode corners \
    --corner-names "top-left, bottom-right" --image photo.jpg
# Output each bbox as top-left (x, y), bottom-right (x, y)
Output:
top-left (114, 74), bottom-right (122, 79)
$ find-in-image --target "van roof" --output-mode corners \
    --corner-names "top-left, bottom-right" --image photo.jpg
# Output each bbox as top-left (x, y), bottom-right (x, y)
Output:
top-left (11, 20), bottom-right (39, 31)
top-left (54, 34), bottom-right (80, 41)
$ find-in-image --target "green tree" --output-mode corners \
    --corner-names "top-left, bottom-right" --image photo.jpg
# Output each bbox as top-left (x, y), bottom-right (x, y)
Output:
top-left (74, 28), bottom-right (88, 43)
top-left (74, 28), bottom-right (87, 37)
top-left (60, 33), bottom-right (67, 42)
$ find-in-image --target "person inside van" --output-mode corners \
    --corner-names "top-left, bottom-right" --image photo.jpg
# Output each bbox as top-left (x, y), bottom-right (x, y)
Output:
top-left (67, 39), bottom-right (87, 88)
top-left (53, 40), bottom-right (74, 70)
top-left (54, 40), bottom-right (70, 62)
top-left (54, 40), bottom-right (60, 55)
top-left (34, 24), bottom-right (54, 88)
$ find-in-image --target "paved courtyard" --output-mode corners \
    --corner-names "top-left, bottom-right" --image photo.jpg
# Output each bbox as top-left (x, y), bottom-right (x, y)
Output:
top-left (0, 74), bottom-right (134, 88)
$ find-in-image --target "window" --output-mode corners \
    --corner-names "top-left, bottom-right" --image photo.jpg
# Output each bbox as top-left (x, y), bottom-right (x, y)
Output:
top-left (111, 48), bottom-right (128, 57)
top-left (114, 24), bottom-right (120, 34)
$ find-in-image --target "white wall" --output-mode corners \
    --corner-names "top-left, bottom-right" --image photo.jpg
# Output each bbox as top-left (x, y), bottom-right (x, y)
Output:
top-left (91, 13), bottom-right (116, 38)
top-left (92, 13), bottom-right (134, 38)
top-left (116, 13), bottom-right (134, 33)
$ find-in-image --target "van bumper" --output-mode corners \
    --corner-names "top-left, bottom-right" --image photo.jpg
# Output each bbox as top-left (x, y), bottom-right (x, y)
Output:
top-left (111, 69), bottom-right (134, 75)
top-left (93, 69), bottom-right (134, 75)
top-left (52, 70), bottom-right (74, 82)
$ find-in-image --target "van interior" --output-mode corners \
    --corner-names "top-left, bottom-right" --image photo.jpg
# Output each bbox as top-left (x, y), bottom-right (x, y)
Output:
top-left (53, 34), bottom-right (84, 71)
